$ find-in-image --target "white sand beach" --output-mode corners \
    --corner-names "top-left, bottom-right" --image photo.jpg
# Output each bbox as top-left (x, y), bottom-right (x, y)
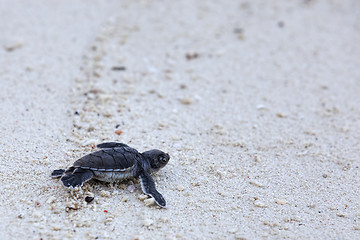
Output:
top-left (0, 0), bottom-right (359, 239)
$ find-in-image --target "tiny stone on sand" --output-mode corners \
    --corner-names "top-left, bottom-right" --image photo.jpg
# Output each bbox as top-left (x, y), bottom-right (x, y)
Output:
top-left (177, 185), bottom-right (185, 191)
top-left (144, 198), bottom-right (155, 206)
top-left (100, 190), bottom-right (110, 197)
top-left (275, 199), bottom-right (288, 205)
top-left (254, 200), bottom-right (268, 208)
top-left (336, 212), bottom-right (345, 217)
top-left (138, 194), bottom-right (148, 201)
top-left (180, 98), bottom-right (192, 105)
top-left (249, 180), bottom-right (264, 188)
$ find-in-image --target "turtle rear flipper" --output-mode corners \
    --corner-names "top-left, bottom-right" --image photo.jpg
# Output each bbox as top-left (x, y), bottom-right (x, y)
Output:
top-left (139, 170), bottom-right (166, 208)
top-left (51, 169), bottom-right (65, 178)
top-left (61, 168), bottom-right (94, 188)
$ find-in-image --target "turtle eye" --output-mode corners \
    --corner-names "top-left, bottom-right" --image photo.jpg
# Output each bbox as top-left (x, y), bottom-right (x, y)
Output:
top-left (159, 154), bottom-right (167, 163)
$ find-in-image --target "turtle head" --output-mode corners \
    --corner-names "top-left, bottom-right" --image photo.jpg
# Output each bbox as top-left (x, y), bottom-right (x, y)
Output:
top-left (142, 149), bottom-right (170, 173)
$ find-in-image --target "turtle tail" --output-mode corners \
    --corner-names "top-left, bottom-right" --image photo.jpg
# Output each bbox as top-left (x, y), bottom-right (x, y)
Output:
top-left (60, 167), bottom-right (94, 188)
top-left (51, 169), bottom-right (65, 178)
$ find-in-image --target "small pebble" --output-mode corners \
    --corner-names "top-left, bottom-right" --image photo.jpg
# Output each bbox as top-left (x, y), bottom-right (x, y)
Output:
top-left (249, 180), bottom-right (264, 188)
top-left (354, 226), bottom-right (360, 230)
top-left (103, 112), bottom-right (112, 118)
top-left (142, 218), bottom-right (154, 227)
top-left (52, 225), bottom-right (61, 231)
top-left (100, 190), bottom-right (110, 198)
top-left (105, 216), bottom-right (114, 223)
top-left (275, 199), bottom-right (287, 205)
top-left (180, 84), bottom-right (187, 89)
top-left (144, 198), bottom-right (155, 206)
top-left (121, 196), bottom-right (129, 202)
top-left (185, 53), bottom-right (199, 60)
top-left (115, 129), bottom-right (123, 135)
top-left (254, 200), bottom-right (268, 208)
top-left (138, 194), bottom-right (148, 201)
top-left (177, 185), bottom-right (185, 191)
top-left (180, 98), bottom-right (192, 105)
top-left (276, 113), bottom-right (286, 118)
top-left (336, 212), bottom-right (345, 217)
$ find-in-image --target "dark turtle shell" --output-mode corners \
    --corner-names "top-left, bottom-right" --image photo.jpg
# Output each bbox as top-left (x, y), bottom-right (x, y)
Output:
top-left (73, 146), bottom-right (142, 172)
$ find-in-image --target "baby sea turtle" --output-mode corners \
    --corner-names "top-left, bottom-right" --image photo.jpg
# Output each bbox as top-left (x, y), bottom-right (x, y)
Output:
top-left (51, 142), bottom-right (170, 208)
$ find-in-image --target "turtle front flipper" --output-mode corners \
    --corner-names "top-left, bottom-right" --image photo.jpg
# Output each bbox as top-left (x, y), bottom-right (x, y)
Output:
top-left (139, 170), bottom-right (166, 208)
top-left (97, 142), bottom-right (129, 149)
top-left (61, 167), bottom-right (94, 188)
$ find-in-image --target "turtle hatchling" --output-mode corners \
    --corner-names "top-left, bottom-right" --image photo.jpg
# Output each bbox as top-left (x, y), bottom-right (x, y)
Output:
top-left (51, 142), bottom-right (170, 208)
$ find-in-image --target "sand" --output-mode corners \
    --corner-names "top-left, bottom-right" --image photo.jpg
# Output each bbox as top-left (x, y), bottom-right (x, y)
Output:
top-left (0, 0), bottom-right (359, 239)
